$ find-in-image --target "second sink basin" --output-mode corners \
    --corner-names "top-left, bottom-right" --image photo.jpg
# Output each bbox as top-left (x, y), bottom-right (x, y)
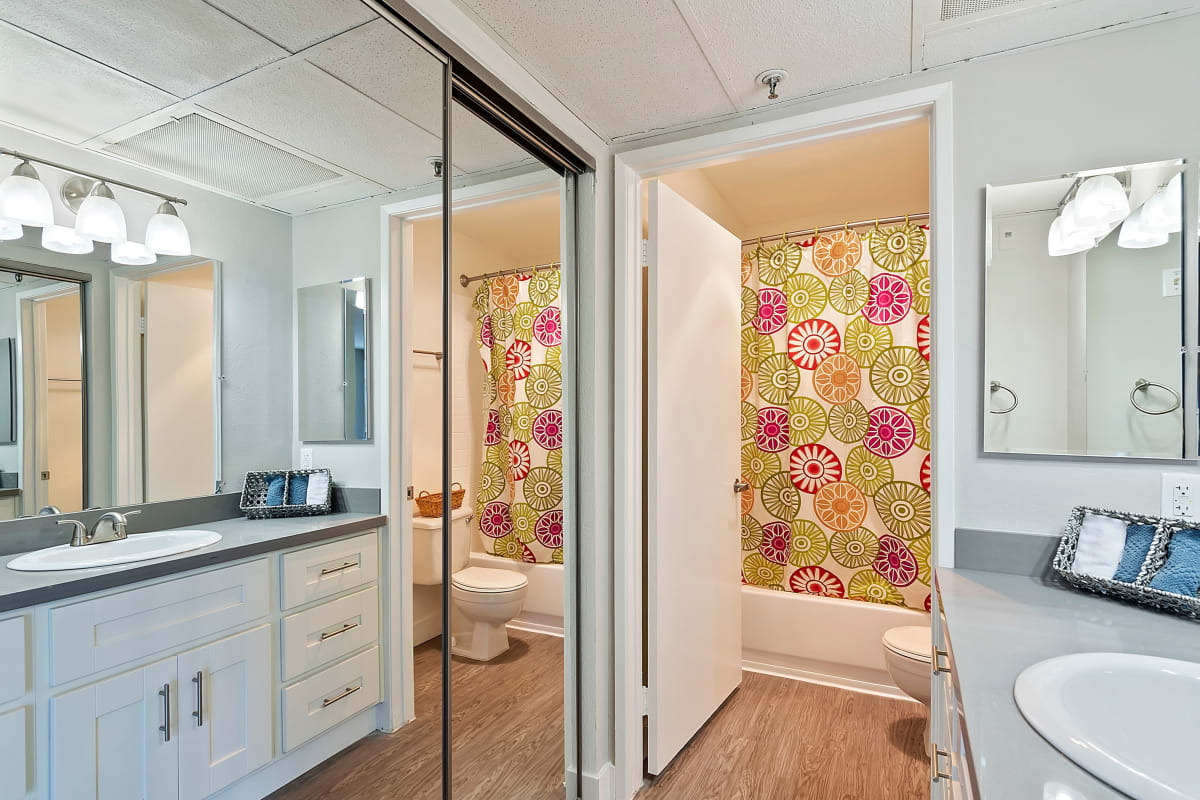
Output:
top-left (7, 530), bottom-right (222, 571)
top-left (1014, 652), bottom-right (1200, 800)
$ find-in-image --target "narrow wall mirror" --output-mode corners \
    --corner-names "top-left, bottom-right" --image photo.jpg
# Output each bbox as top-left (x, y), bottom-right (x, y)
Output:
top-left (297, 277), bottom-right (371, 443)
top-left (984, 159), bottom-right (1188, 458)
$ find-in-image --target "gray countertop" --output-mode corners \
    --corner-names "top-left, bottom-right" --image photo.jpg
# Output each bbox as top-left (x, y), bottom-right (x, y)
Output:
top-left (937, 567), bottom-right (1200, 800)
top-left (0, 512), bottom-right (386, 612)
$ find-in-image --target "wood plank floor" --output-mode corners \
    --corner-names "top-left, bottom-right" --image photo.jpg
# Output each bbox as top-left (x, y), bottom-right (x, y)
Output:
top-left (637, 671), bottom-right (928, 800)
top-left (269, 629), bottom-right (566, 800)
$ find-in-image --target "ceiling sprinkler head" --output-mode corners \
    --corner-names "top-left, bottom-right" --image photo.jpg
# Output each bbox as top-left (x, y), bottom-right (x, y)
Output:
top-left (756, 69), bottom-right (788, 101)
top-left (426, 156), bottom-right (445, 179)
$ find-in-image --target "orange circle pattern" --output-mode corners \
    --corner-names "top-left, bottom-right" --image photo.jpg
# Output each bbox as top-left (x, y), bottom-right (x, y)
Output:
top-left (813, 230), bottom-right (863, 277)
top-left (739, 475), bottom-right (755, 516)
top-left (495, 369), bottom-right (515, 405)
top-left (740, 365), bottom-right (754, 401)
top-left (490, 276), bottom-right (519, 310)
top-left (812, 352), bottom-right (861, 405)
top-left (813, 481), bottom-right (868, 531)
top-left (740, 253), bottom-right (753, 285)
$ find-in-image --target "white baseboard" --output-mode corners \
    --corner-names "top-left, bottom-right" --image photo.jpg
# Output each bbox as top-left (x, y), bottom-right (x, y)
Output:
top-left (570, 760), bottom-right (613, 800)
top-left (741, 655), bottom-right (915, 702)
top-left (508, 614), bottom-right (564, 638)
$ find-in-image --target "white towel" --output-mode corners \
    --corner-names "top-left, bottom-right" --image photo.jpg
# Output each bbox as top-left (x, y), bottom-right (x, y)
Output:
top-left (1073, 513), bottom-right (1127, 579)
top-left (305, 472), bottom-right (330, 505)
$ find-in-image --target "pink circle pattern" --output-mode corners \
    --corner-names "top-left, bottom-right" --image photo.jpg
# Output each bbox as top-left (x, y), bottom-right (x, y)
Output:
top-left (787, 319), bottom-right (841, 370)
top-left (479, 315), bottom-right (493, 349)
top-left (917, 315), bottom-right (931, 361)
top-left (479, 501), bottom-right (512, 538)
top-left (505, 339), bottom-right (532, 380)
top-left (789, 566), bottom-right (846, 598)
top-left (532, 409), bottom-right (564, 450)
top-left (534, 306), bottom-right (562, 346)
top-left (535, 509), bottom-right (564, 548)
top-left (760, 522), bottom-right (791, 565)
top-left (873, 535), bottom-right (919, 586)
top-left (755, 406), bottom-right (790, 453)
top-left (863, 406), bottom-right (915, 459)
top-left (754, 288), bottom-right (788, 335)
top-left (484, 409), bottom-right (502, 446)
top-left (789, 444), bottom-right (842, 493)
top-left (508, 440), bottom-right (531, 481)
top-left (920, 453), bottom-right (932, 493)
top-left (863, 273), bottom-right (912, 325)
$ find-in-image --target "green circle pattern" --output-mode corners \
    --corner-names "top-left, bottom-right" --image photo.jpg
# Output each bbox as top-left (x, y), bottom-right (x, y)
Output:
top-left (788, 397), bottom-right (826, 445)
top-left (741, 443), bottom-right (780, 488)
top-left (740, 327), bottom-right (774, 372)
top-left (848, 570), bottom-right (905, 604)
top-left (529, 270), bottom-right (560, 305)
top-left (869, 346), bottom-right (929, 406)
top-left (844, 446), bottom-right (893, 495)
top-left (490, 307), bottom-right (513, 341)
top-left (761, 471), bottom-right (801, 521)
top-left (743, 552), bottom-right (783, 586)
top-left (829, 270), bottom-right (870, 314)
top-left (909, 396), bottom-right (931, 451)
top-left (510, 402), bottom-right (536, 441)
top-left (477, 462), bottom-right (506, 503)
top-left (741, 287), bottom-right (759, 326)
top-left (788, 520), bottom-right (829, 568)
top-left (526, 365), bottom-right (563, 409)
top-left (875, 481), bottom-right (931, 540)
top-left (909, 260), bottom-right (931, 315)
top-left (785, 273), bottom-right (827, 322)
top-left (512, 302), bottom-right (540, 339)
top-left (741, 515), bottom-right (763, 551)
top-left (509, 503), bottom-right (539, 543)
top-left (524, 466), bottom-right (563, 512)
top-left (756, 242), bottom-right (801, 286)
top-left (757, 354), bottom-right (800, 406)
top-left (844, 316), bottom-right (892, 368)
top-left (830, 528), bottom-right (879, 568)
top-left (740, 401), bottom-right (758, 441)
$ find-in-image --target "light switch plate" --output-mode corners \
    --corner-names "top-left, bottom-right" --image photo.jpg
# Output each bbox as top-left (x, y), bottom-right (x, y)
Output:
top-left (300, 448), bottom-right (313, 469)
top-left (1162, 472), bottom-right (1200, 519)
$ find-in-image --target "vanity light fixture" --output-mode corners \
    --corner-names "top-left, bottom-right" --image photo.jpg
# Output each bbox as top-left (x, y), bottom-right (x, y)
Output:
top-left (0, 219), bottom-right (22, 241)
top-left (41, 224), bottom-right (94, 255)
top-left (1060, 199), bottom-right (1109, 239)
top-left (0, 159), bottom-right (54, 228)
top-left (1140, 174), bottom-right (1182, 236)
top-left (73, 181), bottom-right (126, 244)
top-left (1118, 206), bottom-right (1169, 249)
top-left (1047, 215), bottom-right (1094, 257)
top-left (110, 240), bottom-right (157, 266)
top-left (1071, 174), bottom-right (1130, 228)
top-left (145, 201), bottom-right (191, 256)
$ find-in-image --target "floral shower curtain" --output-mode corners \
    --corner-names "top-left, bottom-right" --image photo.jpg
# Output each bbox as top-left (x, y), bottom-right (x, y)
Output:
top-left (740, 224), bottom-right (932, 611)
top-left (473, 269), bottom-right (564, 564)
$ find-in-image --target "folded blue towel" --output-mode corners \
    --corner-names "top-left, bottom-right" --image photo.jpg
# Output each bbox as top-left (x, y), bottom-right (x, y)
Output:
top-left (288, 474), bottom-right (309, 505)
top-left (1148, 528), bottom-right (1200, 596)
top-left (265, 474), bottom-right (286, 506)
top-left (1112, 524), bottom-right (1157, 582)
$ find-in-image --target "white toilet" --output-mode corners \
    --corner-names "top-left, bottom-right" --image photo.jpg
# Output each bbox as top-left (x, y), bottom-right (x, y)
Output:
top-left (882, 625), bottom-right (933, 748)
top-left (411, 506), bottom-right (529, 661)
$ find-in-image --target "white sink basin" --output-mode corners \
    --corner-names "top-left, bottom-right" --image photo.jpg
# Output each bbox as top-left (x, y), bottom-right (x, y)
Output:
top-left (6, 530), bottom-right (222, 572)
top-left (1015, 652), bottom-right (1200, 800)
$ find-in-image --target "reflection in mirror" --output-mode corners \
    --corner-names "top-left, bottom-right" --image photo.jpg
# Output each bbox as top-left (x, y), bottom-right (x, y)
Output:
top-left (985, 159), bottom-right (1186, 458)
top-left (298, 277), bottom-right (370, 443)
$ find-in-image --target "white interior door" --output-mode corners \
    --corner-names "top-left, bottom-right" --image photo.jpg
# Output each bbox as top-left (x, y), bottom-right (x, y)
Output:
top-left (646, 180), bottom-right (743, 774)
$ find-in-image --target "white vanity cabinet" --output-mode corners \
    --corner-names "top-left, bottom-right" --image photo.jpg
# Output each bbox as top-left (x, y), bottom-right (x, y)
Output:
top-left (932, 598), bottom-right (975, 800)
top-left (0, 613), bottom-right (30, 800)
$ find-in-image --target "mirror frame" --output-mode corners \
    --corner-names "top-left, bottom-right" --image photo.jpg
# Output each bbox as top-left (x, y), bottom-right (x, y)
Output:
top-left (297, 276), bottom-right (373, 445)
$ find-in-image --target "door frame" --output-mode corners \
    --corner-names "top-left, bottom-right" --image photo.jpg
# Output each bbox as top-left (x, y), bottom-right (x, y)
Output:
top-left (612, 82), bottom-right (956, 799)
top-left (377, 167), bottom-right (580, 794)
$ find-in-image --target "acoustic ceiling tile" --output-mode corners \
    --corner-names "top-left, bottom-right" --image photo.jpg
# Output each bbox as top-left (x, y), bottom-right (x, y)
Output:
top-left (204, 0), bottom-right (379, 53)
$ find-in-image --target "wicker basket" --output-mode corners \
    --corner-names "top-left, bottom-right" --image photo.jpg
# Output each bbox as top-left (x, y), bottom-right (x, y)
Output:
top-left (415, 482), bottom-right (465, 518)
top-left (240, 468), bottom-right (333, 520)
top-left (1052, 505), bottom-right (1200, 621)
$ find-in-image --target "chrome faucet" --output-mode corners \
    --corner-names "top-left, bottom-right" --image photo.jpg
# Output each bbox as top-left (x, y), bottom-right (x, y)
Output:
top-left (57, 510), bottom-right (142, 547)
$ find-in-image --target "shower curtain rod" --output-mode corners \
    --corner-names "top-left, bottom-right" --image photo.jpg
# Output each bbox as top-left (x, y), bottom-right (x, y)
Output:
top-left (741, 212), bottom-right (930, 247)
top-left (458, 261), bottom-right (560, 288)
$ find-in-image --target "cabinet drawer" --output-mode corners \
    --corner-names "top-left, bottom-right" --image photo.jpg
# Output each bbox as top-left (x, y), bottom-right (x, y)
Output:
top-left (281, 586), bottom-right (379, 682)
top-left (281, 532), bottom-right (378, 610)
top-left (282, 646), bottom-right (379, 752)
top-left (0, 615), bottom-right (27, 704)
top-left (0, 706), bottom-right (27, 800)
top-left (49, 559), bottom-right (269, 686)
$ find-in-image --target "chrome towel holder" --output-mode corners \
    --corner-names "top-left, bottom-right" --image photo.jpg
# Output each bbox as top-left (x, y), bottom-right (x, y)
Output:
top-left (988, 381), bottom-right (1018, 414)
top-left (1130, 378), bottom-right (1180, 415)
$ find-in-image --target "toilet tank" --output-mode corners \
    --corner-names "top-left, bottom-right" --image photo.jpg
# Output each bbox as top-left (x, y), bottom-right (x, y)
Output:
top-left (412, 506), bottom-right (473, 585)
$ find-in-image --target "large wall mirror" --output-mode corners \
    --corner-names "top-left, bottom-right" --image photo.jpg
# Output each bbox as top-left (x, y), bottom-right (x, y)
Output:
top-left (984, 159), bottom-right (1189, 458)
top-left (0, 228), bottom-right (220, 517)
top-left (297, 277), bottom-right (371, 443)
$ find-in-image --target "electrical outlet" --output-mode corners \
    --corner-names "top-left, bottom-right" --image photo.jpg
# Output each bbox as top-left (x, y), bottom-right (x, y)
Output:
top-left (1162, 472), bottom-right (1200, 519)
top-left (300, 448), bottom-right (313, 469)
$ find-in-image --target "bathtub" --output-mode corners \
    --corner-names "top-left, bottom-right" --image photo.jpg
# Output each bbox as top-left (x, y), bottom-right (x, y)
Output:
top-left (741, 585), bottom-right (928, 699)
top-left (468, 551), bottom-right (565, 636)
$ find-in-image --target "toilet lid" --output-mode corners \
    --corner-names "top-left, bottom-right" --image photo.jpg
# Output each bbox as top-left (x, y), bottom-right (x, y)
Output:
top-left (883, 626), bottom-right (932, 662)
top-left (451, 566), bottom-right (528, 593)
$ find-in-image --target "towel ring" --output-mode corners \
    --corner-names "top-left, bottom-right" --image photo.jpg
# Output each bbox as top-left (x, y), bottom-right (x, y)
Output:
top-left (989, 381), bottom-right (1018, 414)
top-left (1130, 378), bottom-right (1181, 415)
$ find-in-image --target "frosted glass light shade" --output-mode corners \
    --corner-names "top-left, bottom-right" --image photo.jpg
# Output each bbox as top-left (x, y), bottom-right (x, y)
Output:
top-left (73, 182), bottom-right (126, 244)
top-left (144, 201), bottom-right (190, 256)
top-left (1118, 207), bottom-right (1168, 249)
top-left (1048, 215), bottom-right (1094, 256)
top-left (42, 224), bottom-right (93, 254)
top-left (1072, 174), bottom-right (1130, 227)
top-left (0, 161), bottom-right (54, 227)
top-left (0, 219), bottom-right (22, 241)
top-left (1061, 199), bottom-right (1109, 238)
top-left (111, 240), bottom-right (156, 266)
top-left (1141, 174), bottom-right (1182, 235)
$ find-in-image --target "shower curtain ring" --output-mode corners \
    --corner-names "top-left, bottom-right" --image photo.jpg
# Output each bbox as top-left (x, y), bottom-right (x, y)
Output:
top-left (904, 213), bottom-right (910, 225)
top-left (843, 221), bottom-right (849, 234)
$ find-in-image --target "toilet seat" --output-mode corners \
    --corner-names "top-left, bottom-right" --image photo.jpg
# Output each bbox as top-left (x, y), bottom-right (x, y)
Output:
top-left (882, 625), bottom-right (932, 663)
top-left (451, 566), bottom-right (528, 593)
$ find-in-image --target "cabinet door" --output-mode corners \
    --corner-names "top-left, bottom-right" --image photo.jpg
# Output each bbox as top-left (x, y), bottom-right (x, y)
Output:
top-left (49, 657), bottom-right (177, 800)
top-left (0, 706), bottom-right (28, 800)
top-left (177, 625), bottom-right (271, 800)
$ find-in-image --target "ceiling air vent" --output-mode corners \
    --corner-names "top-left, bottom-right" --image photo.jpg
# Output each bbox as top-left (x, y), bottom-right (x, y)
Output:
top-left (102, 113), bottom-right (340, 201)
top-left (939, 0), bottom-right (1025, 20)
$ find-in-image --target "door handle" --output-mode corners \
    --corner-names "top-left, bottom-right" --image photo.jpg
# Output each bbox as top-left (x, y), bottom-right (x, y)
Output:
top-left (931, 746), bottom-right (951, 781)
top-left (733, 479), bottom-right (750, 494)
top-left (159, 682), bottom-right (171, 742)
top-left (192, 670), bottom-right (204, 727)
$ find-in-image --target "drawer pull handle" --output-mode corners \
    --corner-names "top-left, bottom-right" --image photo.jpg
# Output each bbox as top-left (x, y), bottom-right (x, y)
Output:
top-left (159, 683), bottom-right (171, 742)
top-left (934, 647), bottom-right (951, 675)
top-left (931, 746), bottom-right (951, 781)
top-left (320, 561), bottom-right (358, 577)
top-left (322, 685), bottom-right (361, 708)
top-left (192, 671), bottom-right (204, 727)
top-left (320, 621), bottom-right (360, 641)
